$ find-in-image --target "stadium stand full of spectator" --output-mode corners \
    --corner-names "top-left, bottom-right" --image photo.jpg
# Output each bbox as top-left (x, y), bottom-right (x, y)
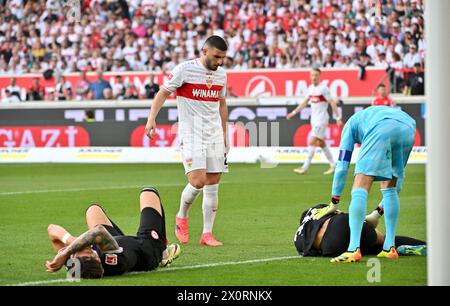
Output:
top-left (0, 0), bottom-right (426, 78)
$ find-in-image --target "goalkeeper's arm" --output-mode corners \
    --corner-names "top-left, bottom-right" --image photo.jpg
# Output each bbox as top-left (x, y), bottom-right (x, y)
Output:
top-left (330, 122), bottom-right (356, 202)
top-left (313, 122), bottom-right (356, 220)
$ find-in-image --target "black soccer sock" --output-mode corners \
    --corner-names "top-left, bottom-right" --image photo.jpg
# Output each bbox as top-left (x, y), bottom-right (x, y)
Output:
top-left (395, 236), bottom-right (426, 247)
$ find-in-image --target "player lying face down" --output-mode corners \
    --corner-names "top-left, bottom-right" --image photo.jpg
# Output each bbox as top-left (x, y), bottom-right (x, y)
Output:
top-left (294, 204), bottom-right (426, 257)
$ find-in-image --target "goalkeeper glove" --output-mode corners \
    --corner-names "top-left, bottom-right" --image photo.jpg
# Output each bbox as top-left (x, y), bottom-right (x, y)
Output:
top-left (312, 196), bottom-right (340, 220)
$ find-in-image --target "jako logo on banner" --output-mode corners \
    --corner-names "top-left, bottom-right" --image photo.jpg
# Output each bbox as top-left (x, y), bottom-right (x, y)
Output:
top-left (245, 76), bottom-right (277, 97)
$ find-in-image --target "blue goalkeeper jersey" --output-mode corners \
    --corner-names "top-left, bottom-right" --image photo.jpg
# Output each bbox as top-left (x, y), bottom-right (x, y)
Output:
top-left (332, 106), bottom-right (416, 197)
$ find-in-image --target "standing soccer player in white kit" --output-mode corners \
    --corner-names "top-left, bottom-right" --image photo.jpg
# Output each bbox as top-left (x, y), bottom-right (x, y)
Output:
top-left (145, 36), bottom-right (229, 247)
top-left (287, 68), bottom-right (343, 175)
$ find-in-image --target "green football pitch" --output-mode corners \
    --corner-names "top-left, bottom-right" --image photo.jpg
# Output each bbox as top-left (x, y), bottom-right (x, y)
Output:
top-left (0, 163), bottom-right (426, 286)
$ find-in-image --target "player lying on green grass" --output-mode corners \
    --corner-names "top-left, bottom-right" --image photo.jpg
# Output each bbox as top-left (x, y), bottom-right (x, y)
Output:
top-left (294, 204), bottom-right (426, 257)
top-left (45, 187), bottom-right (181, 279)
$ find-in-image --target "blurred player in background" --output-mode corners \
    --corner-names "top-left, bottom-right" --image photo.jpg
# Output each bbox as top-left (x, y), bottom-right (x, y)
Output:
top-left (313, 106), bottom-right (416, 263)
top-left (145, 35), bottom-right (229, 247)
top-left (46, 188), bottom-right (180, 278)
top-left (372, 84), bottom-right (395, 107)
top-left (287, 68), bottom-right (343, 175)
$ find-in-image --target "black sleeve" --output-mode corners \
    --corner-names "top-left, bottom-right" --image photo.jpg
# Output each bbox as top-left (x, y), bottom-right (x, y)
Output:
top-left (93, 245), bottom-right (129, 276)
top-left (294, 216), bottom-right (332, 256)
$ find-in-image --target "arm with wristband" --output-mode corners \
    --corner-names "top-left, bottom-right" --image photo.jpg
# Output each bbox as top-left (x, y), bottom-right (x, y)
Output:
top-left (331, 122), bottom-right (356, 198)
top-left (47, 224), bottom-right (76, 252)
top-left (286, 97), bottom-right (309, 120)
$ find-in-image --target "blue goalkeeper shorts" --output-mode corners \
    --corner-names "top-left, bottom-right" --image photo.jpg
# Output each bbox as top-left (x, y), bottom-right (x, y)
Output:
top-left (355, 119), bottom-right (415, 184)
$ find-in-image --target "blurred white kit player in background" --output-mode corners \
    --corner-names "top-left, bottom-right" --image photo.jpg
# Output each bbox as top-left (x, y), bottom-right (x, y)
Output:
top-left (287, 68), bottom-right (343, 175)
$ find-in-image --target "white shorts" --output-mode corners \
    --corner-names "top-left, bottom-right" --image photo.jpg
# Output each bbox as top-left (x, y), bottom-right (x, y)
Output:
top-left (311, 124), bottom-right (328, 140)
top-left (181, 141), bottom-right (229, 175)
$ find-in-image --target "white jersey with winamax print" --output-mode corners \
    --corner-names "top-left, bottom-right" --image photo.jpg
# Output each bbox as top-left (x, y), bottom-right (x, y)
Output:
top-left (163, 58), bottom-right (227, 144)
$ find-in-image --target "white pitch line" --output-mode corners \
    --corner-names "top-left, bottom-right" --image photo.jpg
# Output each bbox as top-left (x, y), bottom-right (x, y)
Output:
top-left (0, 180), bottom-right (306, 196)
top-left (7, 279), bottom-right (80, 286)
top-left (0, 183), bottom-right (186, 196)
top-left (136, 255), bottom-right (300, 274)
top-left (0, 180), bottom-right (425, 196)
top-left (6, 255), bottom-right (300, 286)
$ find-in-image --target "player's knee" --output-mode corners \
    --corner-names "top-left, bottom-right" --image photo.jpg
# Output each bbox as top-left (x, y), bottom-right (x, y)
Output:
top-left (140, 187), bottom-right (160, 196)
top-left (140, 189), bottom-right (161, 206)
top-left (86, 204), bottom-right (103, 218)
top-left (187, 170), bottom-right (208, 188)
top-left (190, 180), bottom-right (206, 189)
top-left (47, 224), bottom-right (56, 233)
top-left (47, 224), bottom-right (60, 241)
top-left (140, 192), bottom-right (163, 215)
top-left (192, 182), bottom-right (205, 189)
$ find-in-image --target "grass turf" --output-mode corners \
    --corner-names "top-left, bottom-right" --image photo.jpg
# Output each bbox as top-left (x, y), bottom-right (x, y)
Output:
top-left (0, 163), bottom-right (426, 286)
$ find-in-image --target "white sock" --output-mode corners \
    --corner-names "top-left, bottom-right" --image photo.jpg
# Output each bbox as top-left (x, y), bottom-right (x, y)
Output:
top-left (177, 183), bottom-right (202, 218)
top-left (302, 146), bottom-right (316, 170)
top-left (322, 145), bottom-right (335, 167)
top-left (202, 184), bottom-right (219, 233)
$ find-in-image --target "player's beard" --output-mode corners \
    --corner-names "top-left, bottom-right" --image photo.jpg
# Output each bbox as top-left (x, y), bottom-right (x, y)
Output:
top-left (205, 56), bottom-right (219, 71)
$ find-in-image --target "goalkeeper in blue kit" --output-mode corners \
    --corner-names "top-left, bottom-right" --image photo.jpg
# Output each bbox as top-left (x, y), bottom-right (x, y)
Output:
top-left (313, 106), bottom-right (416, 263)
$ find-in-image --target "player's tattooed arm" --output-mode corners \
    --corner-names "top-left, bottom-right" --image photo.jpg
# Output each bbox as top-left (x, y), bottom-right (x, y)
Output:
top-left (63, 225), bottom-right (120, 255)
top-left (91, 225), bottom-right (120, 252)
top-left (46, 225), bottom-right (120, 272)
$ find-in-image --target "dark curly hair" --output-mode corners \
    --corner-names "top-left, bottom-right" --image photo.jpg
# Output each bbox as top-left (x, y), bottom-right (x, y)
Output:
top-left (67, 256), bottom-right (104, 279)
